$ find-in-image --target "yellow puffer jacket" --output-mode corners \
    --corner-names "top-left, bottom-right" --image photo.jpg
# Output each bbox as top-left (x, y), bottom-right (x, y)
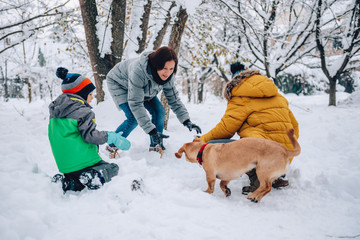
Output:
top-left (200, 70), bottom-right (299, 162)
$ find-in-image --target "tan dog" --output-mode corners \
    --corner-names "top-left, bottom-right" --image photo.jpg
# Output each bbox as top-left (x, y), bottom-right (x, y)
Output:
top-left (175, 129), bottom-right (300, 202)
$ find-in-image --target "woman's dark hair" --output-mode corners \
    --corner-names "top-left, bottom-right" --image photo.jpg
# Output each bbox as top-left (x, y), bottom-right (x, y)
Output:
top-left (148, 46), bottom-right (178, 73)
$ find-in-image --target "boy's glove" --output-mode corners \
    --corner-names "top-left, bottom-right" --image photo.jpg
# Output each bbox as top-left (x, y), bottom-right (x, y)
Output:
top-left (107, 132), bottom-right (131, 150)
top-left (183, 119), bottom-right (202, 134)
top-left (150, 131), bottom-right (169, 147)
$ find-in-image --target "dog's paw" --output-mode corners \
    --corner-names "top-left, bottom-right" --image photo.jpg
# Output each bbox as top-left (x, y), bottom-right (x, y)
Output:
top-left (247, 197), bottom-right (258, 203)
top-left (246, 195), bottom-right (259, 203)
top-left (204, 189), bottom-right (214, 194)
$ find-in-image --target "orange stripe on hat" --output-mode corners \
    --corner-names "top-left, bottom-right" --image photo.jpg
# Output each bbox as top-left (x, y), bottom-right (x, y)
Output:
top-left (62, 78), bottom-right (92, 94)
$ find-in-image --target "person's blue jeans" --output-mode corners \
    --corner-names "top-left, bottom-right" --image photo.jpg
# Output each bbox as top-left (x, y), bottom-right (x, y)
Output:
top-left (115, 96), bottom-right (165, 147)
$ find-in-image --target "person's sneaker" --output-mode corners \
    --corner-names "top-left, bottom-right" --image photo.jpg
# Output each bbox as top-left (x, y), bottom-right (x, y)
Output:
top-left (79, 170), bottom-right (105, 190)
top-left (106, 145), bottom-right (120, 159)
top-left (272, 177), bottom-right (289, 189)
top-left (149, 144), bottom-right (165, 152)
top-left (52, 174), bottom-right (83, 192)
top-left (149, 147), bottom-right (159, 152)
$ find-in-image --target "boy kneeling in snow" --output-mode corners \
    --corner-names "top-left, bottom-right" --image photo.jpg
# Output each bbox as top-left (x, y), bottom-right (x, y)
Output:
top-left (49, 67), bottom-right (131, 193)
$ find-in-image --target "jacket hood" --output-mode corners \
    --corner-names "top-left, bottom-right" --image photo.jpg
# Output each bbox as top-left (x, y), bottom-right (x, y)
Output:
top-left (139, 51), bottom-right (152, 74)
top-left (224, 69), bottom-right (278, 100)
top-left (49, 93), bottom-right (90, 118)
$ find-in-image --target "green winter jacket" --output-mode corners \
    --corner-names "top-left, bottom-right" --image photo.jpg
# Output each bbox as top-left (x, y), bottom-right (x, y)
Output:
top-left (48, 94), bottom-right (108, 173)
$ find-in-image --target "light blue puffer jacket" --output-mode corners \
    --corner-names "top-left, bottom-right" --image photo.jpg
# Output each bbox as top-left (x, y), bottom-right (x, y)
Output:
top-left (106, 51), bottom-right (190, 134)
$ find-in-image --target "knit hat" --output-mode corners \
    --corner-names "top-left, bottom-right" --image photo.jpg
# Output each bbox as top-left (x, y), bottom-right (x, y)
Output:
top-left (56, 67), bottom-right (95, 100)
top-left (230, 62), bottom-right (245, 78)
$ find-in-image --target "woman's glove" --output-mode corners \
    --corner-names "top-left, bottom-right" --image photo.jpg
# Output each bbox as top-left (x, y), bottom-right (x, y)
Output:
top-left (107, 132), bottom-right (131, 150)
top-left (150, 131), bottom-right (169, 146)
top-left (183, 120), bottom-right (202, 134)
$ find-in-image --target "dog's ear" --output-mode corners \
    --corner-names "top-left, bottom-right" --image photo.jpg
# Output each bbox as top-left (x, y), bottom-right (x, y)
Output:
top-left (286, 128), bottom-right (295, 136)
top-left (175, 145), bottom-right (185, 158)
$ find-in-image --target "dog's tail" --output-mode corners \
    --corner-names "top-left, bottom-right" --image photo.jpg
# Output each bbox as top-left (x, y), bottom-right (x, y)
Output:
top-left (175, 146), bottom-right (185, 159)
top-left (286, 128), bottom-right (301, 158)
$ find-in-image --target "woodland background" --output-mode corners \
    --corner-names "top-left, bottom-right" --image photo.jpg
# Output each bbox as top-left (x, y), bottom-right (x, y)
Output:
top-left (1, 0), bottom-right (359, 108)
top-left (1, 2), bottom-right (360, 239)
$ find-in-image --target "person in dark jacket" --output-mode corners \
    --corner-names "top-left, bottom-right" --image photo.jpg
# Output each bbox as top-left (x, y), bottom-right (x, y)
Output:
top-left (106, 46), bottom-right (201, 152)
top-left (49, 67), bottom-right (131, 193)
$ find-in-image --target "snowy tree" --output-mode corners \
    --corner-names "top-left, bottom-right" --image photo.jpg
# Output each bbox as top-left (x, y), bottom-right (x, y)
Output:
top-left (180, 1), bottom-right (236, 103)
top-left (0, 0), bottom-right (70, 55)
top-left (217, 0), bottom-right (318, 81)
top-left (161, 4), bottom-right (188, 129)
top-left (315, 0), bottom-right (360, 106)
top-left (149, 1), bottom-right (177, 50)
top-left (0, 0), bottom-right (83, 102)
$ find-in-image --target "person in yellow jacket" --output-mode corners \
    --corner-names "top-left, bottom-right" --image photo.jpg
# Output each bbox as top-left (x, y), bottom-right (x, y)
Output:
top-left (199, 62), bottom-right (299, 194)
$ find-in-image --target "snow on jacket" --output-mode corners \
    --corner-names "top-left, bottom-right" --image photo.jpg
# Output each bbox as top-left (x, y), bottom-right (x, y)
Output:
top-left (48, 93), bottom-right (108, 173)
top-left (200, 70), bottom-right (299, 161)
top-left (106, 51), bottom-right (190, 134)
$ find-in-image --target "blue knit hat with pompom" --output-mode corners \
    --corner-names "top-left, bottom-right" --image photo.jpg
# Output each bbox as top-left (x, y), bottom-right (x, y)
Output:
top-left (56, 67), bottom-right (95, 100)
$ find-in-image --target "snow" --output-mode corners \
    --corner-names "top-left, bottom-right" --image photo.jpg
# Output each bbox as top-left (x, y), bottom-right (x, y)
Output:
top-left (0, 90), bottom-right (360, 240)
top-left (177, 0), bottom-right (202, 15)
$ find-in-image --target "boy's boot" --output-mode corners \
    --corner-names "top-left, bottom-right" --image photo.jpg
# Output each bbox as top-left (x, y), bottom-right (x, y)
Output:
top-left (62, 178), bottom-right (85, 192)
top-left (52, 174), bottom-right (85, 192)
top-left (79, 169), bottom-right (105, 190)
top-left (52, 174), bottom-right (64, 183)
top-left (242, 168), bottom-right (259, 195)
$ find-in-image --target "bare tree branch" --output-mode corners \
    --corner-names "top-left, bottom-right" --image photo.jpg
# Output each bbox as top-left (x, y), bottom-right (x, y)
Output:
top-left (0, 0), bottom-right (70, 31)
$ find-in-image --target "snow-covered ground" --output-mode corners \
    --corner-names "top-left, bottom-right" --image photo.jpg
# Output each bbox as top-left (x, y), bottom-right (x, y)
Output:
top-left (0, 90), bottom-right (359, 240)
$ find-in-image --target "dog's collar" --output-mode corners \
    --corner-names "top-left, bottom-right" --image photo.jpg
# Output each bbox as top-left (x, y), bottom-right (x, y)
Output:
top-left (196, 144), bottom-right (208, 165)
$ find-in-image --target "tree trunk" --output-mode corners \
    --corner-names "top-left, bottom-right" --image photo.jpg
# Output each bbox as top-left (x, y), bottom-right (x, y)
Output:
top-left (4, 77), bottom-right (9, 101)
top-left (136, 0), bottom-right (152, 53)
top-left (161, 6), bottom-right (188, 130)
top-left (160, 93), bottom-right (170, 130)
top-left (197, 79), bottom-right (204, 103)
top-left (110, 0), bottom-right (127, 65)
top-left (183, 67), bottom-right (191, 102)
top-left (26, 78), bottom-right (32, 103)
top-left (213, 53), bottom-right (229, 82)
top-left (263, 0), bottom-right (278, 78)
top-left (153, 1), bottom-right (176, 50)
top-left (48, 84), bottom-right (53, 101)
top-left (79, 0), bottom-right (108, 103)
top-left (315, 0), bottom-right (360, 106)
top-left (329, 78), bottom-right (337, 106)
top-left (187, 78), bottom-right (191, 102)
top-left (0, 61), bottom-right (9, 101)
top-left (168, 6), bottom-right (188, 54)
